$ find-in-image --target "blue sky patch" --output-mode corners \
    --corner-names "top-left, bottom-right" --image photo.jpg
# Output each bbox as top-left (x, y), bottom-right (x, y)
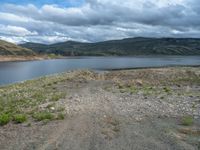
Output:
top-left (0, 0), bottom-right (85, 7)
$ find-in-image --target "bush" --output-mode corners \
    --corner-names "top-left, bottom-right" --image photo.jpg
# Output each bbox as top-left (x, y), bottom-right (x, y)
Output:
top-left (181, 116), bottom-right (194, 126)
top-left (33, 112), bottom-right (54, 121)
top-left (0, 113), bottom-right (10, 126)
top-left (13, 114), bottom-right (27, 123)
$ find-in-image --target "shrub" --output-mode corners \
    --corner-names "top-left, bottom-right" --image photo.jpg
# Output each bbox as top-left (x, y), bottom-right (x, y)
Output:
top-left (33, 112), bottom-right (54, 121)
top-left (163, 87), bottom-right (171, 93)
top-left (57, 113), bottom-right (65, 120)
top-left (0, 113), bottom-right (10, 126)
top-left (181, 116), bottom-right (194, 126)
top-left (13, 114), bottom-right (27, 123)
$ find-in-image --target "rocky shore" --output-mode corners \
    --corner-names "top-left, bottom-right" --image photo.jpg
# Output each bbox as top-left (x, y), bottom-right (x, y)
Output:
top-left (0, 67), bottom-right (200, 150)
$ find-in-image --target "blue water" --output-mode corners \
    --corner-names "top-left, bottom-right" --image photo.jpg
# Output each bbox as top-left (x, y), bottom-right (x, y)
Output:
top-left (0, 56), bottom-right (200, 85)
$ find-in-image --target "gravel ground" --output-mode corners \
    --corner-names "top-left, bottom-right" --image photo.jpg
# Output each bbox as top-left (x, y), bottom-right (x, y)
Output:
top-left (0, 67), bottom-right (200, 150)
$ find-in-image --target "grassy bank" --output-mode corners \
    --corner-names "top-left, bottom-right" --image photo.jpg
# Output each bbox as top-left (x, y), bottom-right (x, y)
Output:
top-left (0, 73), bottom-right (69, 125)
top-left (0, 67), bottom-right (199, 126)
top-left (0, 70), bottom-right (98, 125)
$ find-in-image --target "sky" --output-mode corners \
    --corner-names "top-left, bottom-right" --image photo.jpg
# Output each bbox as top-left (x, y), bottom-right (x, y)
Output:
top-left (0, 0), bottom-right (200, 44)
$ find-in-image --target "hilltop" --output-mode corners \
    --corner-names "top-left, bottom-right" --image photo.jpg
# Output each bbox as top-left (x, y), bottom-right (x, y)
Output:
top-left (20, 37), bottom-right (200, 56)
top-left (0, 40), bottom-right (35, 56)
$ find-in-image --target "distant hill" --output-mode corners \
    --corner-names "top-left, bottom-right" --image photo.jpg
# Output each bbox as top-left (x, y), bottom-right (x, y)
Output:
top-left (0, 40), bottom-right (35, 56)
top-left (20, 37), bottom-right (200, 56)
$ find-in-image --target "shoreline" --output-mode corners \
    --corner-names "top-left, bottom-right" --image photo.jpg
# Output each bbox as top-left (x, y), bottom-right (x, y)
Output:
top-left (0, 55), bottom-right (67, 62)
top-left (0, 55), bottom-right (45, 62)
top-left (0, 65), bottom-right (200, 86)
top-left (103, 64), bottom-right (200, 71)
top-left (1, 55), bottom-right (200, 62)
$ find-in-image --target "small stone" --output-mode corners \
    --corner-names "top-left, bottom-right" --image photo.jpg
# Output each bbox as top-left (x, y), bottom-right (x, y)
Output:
top-left (135, 80), bottom-right (143, 86)
top-left (50, 107), bottom-right (55, 110)
top-left (135, 117), bottom-right (142, 122)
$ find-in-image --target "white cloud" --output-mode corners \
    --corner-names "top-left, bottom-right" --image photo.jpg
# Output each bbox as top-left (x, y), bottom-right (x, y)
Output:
top-left (0, 12), bottom-right (30, 23)
top-left (0, 36), bottom-right (28, 44)
top-left (0, 0), bottom-right (200, 44)
top-left (0, 25), bottom-right (38, 36)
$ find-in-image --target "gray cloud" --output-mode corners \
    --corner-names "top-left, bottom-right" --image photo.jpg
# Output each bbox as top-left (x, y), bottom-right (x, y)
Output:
top-left (0, 0), bottom-right (200, 44)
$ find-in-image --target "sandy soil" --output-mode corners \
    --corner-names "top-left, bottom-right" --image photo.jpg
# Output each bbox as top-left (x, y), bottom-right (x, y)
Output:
top-left (0, 67), bottom-right (200, 150)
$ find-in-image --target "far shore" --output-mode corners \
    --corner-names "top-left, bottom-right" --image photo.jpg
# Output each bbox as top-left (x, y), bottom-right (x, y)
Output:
top-left (0, 55), bottom-right (65, 62)
top-left (1, 55), bottom-right (200, 63)
top-left (0, 55), bottom-right (45, 62)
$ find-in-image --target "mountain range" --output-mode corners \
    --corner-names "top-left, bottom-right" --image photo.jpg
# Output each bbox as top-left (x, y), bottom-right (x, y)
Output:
top-left (20, 37), bottom-right (200, 56)
top-left (1, 37), bottom-right (200, 57)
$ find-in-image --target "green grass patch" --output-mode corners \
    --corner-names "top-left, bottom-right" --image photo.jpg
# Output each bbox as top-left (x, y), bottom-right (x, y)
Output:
top-left (51, 92), bottom-right (66, 101)
top-left (31, 92), bottom-right (46, 102)
top-left (33, 111), bottom-right (54, 121)
top-left (0, 73), bottom-right (71, 125)
top-left (142, 86), bottom-right (155, 95)
top-left (181, 116), bottom-right (194, 126)
top-left (128, 86), bottom-right (137, 94)
top-left (0, 113), bottom-right (11, 126)
top-left (116, 82), bottom-right (162, 96)
top-left (13, 114), bottom-right (27, 123)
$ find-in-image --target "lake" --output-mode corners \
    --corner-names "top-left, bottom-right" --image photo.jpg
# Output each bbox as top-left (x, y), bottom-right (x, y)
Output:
top-left (0, 56), bottom-right (200, 85)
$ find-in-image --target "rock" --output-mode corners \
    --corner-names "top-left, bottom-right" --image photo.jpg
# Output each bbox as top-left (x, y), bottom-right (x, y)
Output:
top-left (135, 79), bottom-right (143, 86)
top-left (135, 117), bottom-right (142, 122)
top-left (50, 107), bottom-right (55, 110)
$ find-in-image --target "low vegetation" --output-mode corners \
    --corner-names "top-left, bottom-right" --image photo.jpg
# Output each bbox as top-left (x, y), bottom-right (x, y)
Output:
top-left (0, 70), bottom-right (97, 126)
top-left (33, 111), bottom-right (54, 121)
top-left (181, 116), bottom-right (194, 126)
top-left (0, 68), bottom-right (199, 127)
top-left (13, 114), bottom-right (27, 123)
top-left (104, 67), bottom-right (200, 98)
top-left (0, 73), bottom-right (70, 126)
top-left (0, 113), bottom-right (10, 126)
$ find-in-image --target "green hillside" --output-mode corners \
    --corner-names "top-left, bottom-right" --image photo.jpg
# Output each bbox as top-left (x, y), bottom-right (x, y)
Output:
top-left (0, 40), bottom-right (35, 56)
top-left (20, 37), bottom-right (200, 56)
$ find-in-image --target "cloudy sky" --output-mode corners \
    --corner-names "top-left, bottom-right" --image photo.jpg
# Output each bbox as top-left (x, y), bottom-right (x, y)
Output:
top-left (0, 0), bottom-right (200, 44)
